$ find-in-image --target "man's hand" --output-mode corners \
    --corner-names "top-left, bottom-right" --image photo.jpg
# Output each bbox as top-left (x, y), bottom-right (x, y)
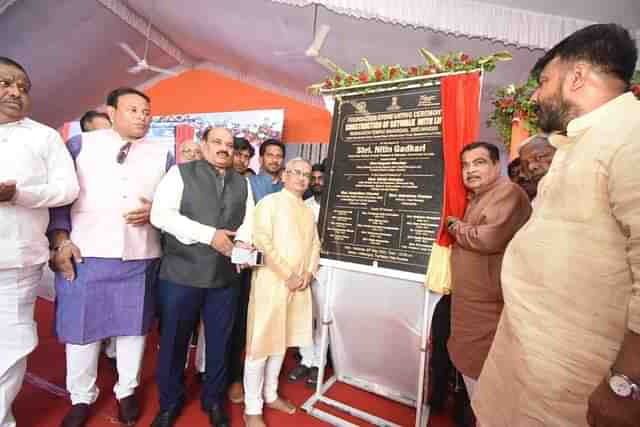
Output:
top-left (123, 197), bottom-right (152, 226)
top-left (234, 241), bottom-right (254, 272)
top-left (210, 229), bottom-right (236, 257)
top-left (587, 377), bottom-right (640, 427)
top-left (285, 273), bottom-right (303, 291)
top-left (52, 240), bottom-right (83, 281)
top-left (0, 180), bottom-right (17, 202)
top-left (446, 216), bottom-right (460, 232)
top-left (299, 272), bottom-right (314, 291)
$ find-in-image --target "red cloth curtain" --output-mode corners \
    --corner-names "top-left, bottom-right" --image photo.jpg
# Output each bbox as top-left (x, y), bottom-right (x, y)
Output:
top-left (175, 124), bottom-right (196, 164)
top-left (436, 72), bottom-right (481, 247)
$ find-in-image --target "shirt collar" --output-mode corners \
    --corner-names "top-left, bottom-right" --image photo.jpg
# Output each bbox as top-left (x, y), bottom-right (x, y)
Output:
top-left (0, 119), bottom-right (25, 128)
top-left (566, 92), bottom-right (635, 137)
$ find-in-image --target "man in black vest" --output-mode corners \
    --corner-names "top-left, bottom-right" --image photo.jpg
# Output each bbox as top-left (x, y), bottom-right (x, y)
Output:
top-left (149, 127), bottom-right (255, 427)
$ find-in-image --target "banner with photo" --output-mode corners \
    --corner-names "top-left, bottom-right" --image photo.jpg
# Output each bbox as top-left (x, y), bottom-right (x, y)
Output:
top-left (148, 110), bottom-right (284, 168)
top-left (63, 109), bottom-right (285, 169)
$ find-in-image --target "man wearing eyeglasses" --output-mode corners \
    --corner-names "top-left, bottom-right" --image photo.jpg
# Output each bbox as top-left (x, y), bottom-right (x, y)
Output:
top-left (48, 87), bottom-right (172, 427)
top-left (179, 140), bottom-right (202, 162)
top-left (150, 127), bottom-right (255, 427)
top-left (0, 57), bottom-right (79, 427)
top-left (244, 158), bottom-right (320, 427)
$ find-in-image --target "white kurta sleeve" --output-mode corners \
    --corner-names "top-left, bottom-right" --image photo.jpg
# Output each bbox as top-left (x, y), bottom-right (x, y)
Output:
top-left (13, 130), bottom-right (79, 208)
top-left (150, 165), bottom-right (216, 245)
top-left (235, 178), bottom-right (255, 244)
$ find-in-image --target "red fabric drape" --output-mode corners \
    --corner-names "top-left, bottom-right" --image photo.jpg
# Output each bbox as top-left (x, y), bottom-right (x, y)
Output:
top-left (436, 72), bottom-right (481, 247)
top-left (174, 124), bottom-right (196, 164)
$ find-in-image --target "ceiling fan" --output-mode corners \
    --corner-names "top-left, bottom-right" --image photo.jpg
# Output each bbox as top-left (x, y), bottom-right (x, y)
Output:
top-left (118, 0), bottom-right (178, 77)
top-left (274, 4), bottom-right (337, 72)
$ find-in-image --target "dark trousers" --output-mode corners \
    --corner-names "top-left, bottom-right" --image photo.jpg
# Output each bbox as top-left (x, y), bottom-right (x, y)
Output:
top-left (429, 295), bottom-right (453, 412)
top-left (226, 270), bottom-right (251, 385)
top-left (156, 278), bottom-right (237, 411)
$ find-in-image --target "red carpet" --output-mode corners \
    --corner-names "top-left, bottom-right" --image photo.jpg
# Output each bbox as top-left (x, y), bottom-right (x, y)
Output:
top-left (15, 299), bottom-right (456, 427)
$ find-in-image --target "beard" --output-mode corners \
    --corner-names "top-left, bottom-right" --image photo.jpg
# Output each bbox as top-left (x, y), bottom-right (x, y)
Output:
top-left (535, 92), bottom-right (574, 134)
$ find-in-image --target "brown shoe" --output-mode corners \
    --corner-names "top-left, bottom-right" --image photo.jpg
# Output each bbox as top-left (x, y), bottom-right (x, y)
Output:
top-left (118, 394), bottom-right (140, 426)
top-left (61, 403), bottom-right (90, 427)
top-left (228, 382), bottom-right (244, 404)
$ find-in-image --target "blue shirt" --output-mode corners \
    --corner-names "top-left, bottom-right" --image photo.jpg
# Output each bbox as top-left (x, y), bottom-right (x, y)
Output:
top-left (248, 172), bottom-right (283, 203)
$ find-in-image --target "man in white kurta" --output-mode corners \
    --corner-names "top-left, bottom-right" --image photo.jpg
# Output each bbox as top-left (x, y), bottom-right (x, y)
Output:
top-left (244, 158), bottom-right (320, 427)
top-left (0, 57), bottom-right (79, 427)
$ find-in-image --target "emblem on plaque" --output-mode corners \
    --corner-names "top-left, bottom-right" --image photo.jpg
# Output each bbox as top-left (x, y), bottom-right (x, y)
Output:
top-left (386, 96), bottom-right (401, 111)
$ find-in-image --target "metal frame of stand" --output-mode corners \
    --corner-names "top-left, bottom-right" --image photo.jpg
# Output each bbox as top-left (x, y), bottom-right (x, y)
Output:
top-left (301, 268), bottom-right (435, 427)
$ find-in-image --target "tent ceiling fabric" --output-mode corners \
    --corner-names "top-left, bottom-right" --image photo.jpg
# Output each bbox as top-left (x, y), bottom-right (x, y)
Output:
top-left (1, 0), bottom-right (638, 142)
top-left (272, 0), bottom-right (640, 50)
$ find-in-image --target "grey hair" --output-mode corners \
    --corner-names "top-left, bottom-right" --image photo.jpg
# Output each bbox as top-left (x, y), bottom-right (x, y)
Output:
top-left (285, 157), bottom-right (311, 170)
top-left (518, 133), bottom-right (550, 155)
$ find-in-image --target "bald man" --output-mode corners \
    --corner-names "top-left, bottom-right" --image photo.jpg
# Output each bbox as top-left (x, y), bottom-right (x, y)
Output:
top-left (150, 127), bottom-right (255, 427)
top-left (179, 140), bottom-right (202, 163)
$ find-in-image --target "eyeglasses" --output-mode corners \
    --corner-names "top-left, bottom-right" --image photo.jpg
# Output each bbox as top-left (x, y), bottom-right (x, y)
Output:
top-left (117, 142), bottom-right (132, 164)
top-left (286, 169), bottom-right (312, 179)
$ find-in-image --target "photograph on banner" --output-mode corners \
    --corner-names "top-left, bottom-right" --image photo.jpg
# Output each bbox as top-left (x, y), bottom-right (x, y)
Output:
top-left (319, 82), bottom-right (444, 278)
top-left (148, 110), bottom-right (284, 168)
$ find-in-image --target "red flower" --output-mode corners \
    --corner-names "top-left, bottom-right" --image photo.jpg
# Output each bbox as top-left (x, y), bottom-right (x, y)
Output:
top-left (498, 99), bottom-right (514, 110)
top-left (345, 75), bottom-right (353, 85)
top-left (408, 66), bottom-right (418, 76)
top-left (335, 74), bottom-right (342, 82)
top-left (359, 72), bottom-right (369, 83)
top-left (446, 59), bottom-right (454, 68)
top-left (460, 53), bottom-right (470, 62)
top-left (374, 67), bottom-right (384, 81)
top-left (389, 67), bottom-right (399, 78)
top-left (631, 84), bottom-right (640, 97)
top-left (323, 79), bottom-right (333, 89)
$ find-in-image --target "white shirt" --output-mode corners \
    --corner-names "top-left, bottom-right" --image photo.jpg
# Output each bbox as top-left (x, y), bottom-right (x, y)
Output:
top-left (305, 196), bottom-right (321, 222)
top-left (0, 118), bottom-right (80, 269)
top-left (150, 165), bottom-right (254, 246)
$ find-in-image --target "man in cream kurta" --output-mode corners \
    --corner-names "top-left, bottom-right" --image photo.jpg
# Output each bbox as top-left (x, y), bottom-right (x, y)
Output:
top-left (0, 57), bottom-right (79, 427)
top-left (244, 158), bottom-right (320, 427)
top-left (473, 24), bottom-right (640, 427)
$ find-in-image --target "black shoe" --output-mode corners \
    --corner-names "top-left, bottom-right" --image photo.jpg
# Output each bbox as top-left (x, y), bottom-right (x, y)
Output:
top-left (61, 403), bottom-right (90, 427)
top-left (150, 404), bottom-right (183, 427)
top-left (287, 364), bottom-right (311, 382)
top-left (306, 367), bottom-right (319, 387)
top-left (207, 404), bottom-right (230, 427)
top-left (117, 394), bottom-right (140, 426)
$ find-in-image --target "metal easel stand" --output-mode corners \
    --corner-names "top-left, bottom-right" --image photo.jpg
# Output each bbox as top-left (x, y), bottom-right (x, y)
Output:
top-left (415, 289), bottom-right (436, 427)
top-left (302, 268), bottom-right (407, 427)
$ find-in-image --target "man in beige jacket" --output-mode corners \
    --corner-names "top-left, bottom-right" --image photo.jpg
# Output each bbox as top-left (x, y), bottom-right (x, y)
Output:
top-left (473, 23), bottom-right (640, 427)
top-left (244, 158), bottom-right (320, 427)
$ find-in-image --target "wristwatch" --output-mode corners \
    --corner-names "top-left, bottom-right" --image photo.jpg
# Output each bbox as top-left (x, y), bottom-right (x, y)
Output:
top-left (608, 370), bottom-right (640, 400)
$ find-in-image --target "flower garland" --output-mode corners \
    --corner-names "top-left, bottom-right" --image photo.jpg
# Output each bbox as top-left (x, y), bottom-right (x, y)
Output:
top-left (307, 49), bottom-right (512, 95)
top-left (488, 70), bottom-right (640, 149)
top-left (486, 76), bottom-right (540, 150)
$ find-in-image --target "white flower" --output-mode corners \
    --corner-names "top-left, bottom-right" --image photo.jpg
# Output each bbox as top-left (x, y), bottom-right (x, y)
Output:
top-left (506, 84), bottom-right (516, 95)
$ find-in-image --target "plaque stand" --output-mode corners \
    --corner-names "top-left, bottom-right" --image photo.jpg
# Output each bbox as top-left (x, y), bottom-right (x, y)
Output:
top-left (302, 268), bottom-right (440, 427)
